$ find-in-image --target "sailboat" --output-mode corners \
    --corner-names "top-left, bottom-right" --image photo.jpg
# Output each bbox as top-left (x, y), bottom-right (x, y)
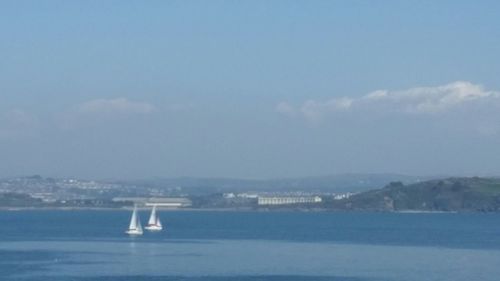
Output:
top-left (125, 205), bottom-right (143, 235)
top-left (144, 205), bottom-right (163, 231)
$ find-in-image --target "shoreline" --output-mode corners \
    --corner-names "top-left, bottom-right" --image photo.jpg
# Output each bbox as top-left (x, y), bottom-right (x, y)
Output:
top-left (0, 207), bottom-right (483, 213)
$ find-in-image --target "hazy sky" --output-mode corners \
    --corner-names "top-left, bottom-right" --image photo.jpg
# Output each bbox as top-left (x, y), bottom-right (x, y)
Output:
top-left (1, 1), bottom-right (500, 179)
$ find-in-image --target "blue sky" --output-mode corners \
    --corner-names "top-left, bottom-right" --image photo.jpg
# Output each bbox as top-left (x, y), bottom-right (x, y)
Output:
top-left (1, 1), bottom-right (500, 179)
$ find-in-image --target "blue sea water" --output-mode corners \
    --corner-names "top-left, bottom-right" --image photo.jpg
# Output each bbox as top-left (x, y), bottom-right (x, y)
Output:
top-left (0, 210), bottom-right (500, 281)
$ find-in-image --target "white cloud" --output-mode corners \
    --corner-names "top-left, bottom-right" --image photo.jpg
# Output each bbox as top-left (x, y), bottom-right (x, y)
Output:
top-left (297, 97), bottom-right (353, 123)
top-left (278, 81), bottom-right (500, 122)
top-left (364, 90), bottom-right (388, 100)
top-left (361, 81), bottom-right (498, 113)
top-left (275, 102), bottom-right (296, 116)
top-left (78, 98), bottom-right (156, 115)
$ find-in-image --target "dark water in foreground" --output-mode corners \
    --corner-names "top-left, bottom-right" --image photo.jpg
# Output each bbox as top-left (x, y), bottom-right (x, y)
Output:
top-left (1, 211), bottom-right (500, 281)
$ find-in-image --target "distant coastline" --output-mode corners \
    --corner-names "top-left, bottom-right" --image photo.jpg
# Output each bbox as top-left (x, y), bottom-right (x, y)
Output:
top-left (2, 176), bottom-right (500, 212)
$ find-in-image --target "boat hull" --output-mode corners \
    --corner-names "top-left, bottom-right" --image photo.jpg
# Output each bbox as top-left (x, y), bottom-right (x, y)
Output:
top-left (145, 225), bottom-right (163, 231)
top-left (125, 229), bottom-right (143, 235)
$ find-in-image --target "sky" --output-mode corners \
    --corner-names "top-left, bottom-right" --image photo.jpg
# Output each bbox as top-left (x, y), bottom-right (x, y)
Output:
top-left (1, 1), bottom-right (500, 179)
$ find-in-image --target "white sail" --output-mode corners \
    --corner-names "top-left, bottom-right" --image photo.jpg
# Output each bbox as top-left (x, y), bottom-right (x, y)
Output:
top-left (129, 207), bottom-right (138, 230)
top-left (145, 204), bottom-right (163, 231)
top-left (148, 205), bottom-right (157, 225)
top-left (136, 212), bottom-right (143, 232)
top-left (157, 216), bottom-right (162, 227)
top-left (126, 206), bottom-right (143, 235)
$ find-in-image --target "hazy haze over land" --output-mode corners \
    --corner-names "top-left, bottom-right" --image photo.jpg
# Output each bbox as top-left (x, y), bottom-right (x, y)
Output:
top-left (1, 1), bottom-right (500, 179)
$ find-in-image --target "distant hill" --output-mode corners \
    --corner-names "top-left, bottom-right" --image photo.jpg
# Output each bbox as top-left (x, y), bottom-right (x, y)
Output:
top-left (334, 177), bottom-right (500, 212)
top-left (128, 173), bottom-right (427, 194)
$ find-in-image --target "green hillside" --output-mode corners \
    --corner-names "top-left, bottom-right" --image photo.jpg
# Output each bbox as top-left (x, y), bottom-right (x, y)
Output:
top-left (334, 177), bottom-right (500, 212)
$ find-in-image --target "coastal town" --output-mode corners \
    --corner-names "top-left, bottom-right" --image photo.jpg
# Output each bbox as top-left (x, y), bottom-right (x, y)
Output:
top-left (0, 175), bottom-right (357, 210)
top-left (3, 175), bottom-right (500, 212)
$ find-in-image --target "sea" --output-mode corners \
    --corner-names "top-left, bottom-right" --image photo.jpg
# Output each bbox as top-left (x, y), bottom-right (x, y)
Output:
top-left (1, 210), bottom-right (500, 281)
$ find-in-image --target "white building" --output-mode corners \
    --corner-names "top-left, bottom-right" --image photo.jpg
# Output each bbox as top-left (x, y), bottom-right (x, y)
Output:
top-left (113, 197), bottom-right (192, 208)
top-left (333, 192), bottom-right (355, 200)
top-left (257, 196), bottom-right (322, 206)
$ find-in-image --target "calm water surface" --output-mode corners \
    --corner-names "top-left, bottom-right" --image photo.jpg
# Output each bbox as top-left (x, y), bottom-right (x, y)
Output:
top-left (1, 210), bottom-right (499, 281)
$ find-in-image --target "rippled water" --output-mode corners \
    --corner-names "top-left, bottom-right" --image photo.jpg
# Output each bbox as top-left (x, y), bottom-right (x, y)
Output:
top-left (1, 211), bottom-right (499, 281)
